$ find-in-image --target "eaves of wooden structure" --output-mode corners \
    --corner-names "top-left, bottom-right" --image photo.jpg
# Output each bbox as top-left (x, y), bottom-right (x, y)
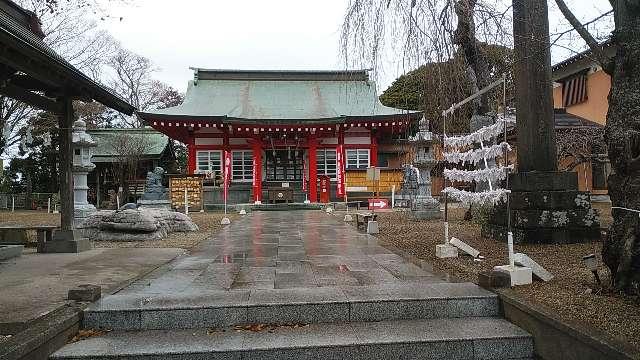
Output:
top-left (0, 0), bottom-right (135, 232)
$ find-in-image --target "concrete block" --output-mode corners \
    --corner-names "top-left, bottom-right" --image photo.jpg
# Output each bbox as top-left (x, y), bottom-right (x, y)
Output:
top-left (0, 245), bottom-right (23, 260)
top-left (343, 214), bottom-right (353, 222)
top-left (478, 270), bottom-right (511, 289)
top-left (435, 244), bottom-right (458, 258)
top-left (493, 265), bottom-right (533, 286)
top-left (221, 217), bottom-right (231, 225)
top-left (68, 284), bottom-right (101, 302)
top-left (42, 238), bottom-right (92, 253)
top-left (514, 253), bottom-right (554, 281)
top-left (367, 221), bottom-right (379, 234)
top-left (449, 237), bottom-right (480, 257)
top-left (239, 209), bottom-right (247, 215)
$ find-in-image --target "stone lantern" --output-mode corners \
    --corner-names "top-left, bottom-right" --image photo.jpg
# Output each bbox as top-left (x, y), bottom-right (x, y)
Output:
top-left (407, 117), bottom-right (440, 220)
top-left (72, 120), bottom-right (97, 227)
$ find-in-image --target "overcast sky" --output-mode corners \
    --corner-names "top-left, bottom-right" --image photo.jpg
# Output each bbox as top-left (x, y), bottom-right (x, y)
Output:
top-left (98, 0), bottom-right (613, 94)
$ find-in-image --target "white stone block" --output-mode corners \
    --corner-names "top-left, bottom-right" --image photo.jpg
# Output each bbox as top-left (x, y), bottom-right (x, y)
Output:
top-left (449, 237), bottom-right (480, 258)
top-left (220, 217), bottom-right (231, 225)
top-left (325, 207), bottom-right (334, 213)
top-left (239, 209), bottom-right (247, 215)
top-left (514, 253), bottom-right (554, 281)
top-left (493, 265), bottom-right (533, 286)
top-left (367, 220), bottom-right (379, 234)
top-left (343, 214), bottom-right (353, 222)
top-left (435, 244), bottom-right (458, 258)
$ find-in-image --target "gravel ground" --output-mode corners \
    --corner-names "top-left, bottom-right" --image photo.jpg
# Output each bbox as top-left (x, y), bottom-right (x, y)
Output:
top-left (0, 211), bottom-right (236, 249)
top-left (361, 204), bottom-right (640, 351)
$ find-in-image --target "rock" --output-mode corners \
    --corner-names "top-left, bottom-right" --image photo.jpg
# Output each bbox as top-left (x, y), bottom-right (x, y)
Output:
top-left (80, 208), bottom-right (198, 242)
top-left (99, 209), bottom-right (159, 232)
top-left (120, 203), bottom-right (137, 210)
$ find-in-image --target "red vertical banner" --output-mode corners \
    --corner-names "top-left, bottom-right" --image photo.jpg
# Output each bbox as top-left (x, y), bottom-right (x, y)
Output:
top-left (302, 156), bottom-right (307, 192)
top-left (336, 144), bottom-right (345, 198)
top-left (223, 150), bottom-right (232, 202)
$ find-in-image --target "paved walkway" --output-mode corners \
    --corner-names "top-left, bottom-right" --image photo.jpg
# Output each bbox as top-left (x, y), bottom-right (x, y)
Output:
top-left (117, 211), bottom-right (444, 296)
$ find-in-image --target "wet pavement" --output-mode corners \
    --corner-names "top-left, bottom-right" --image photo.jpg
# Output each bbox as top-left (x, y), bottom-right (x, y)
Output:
top-left (117, 211), bottom-right (444, 295)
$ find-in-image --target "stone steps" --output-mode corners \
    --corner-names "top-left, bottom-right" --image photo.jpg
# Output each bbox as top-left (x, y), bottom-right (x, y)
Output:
top-left (51, 317), bottom-right (534, 360)
top-left (83, 282), bottom-right (500, 331)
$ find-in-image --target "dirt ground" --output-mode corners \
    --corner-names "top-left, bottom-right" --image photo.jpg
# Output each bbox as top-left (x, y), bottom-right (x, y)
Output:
top-left (0, 210), bottom-right (236, 249)
top-left (369, 203), bottom-right (640, 351)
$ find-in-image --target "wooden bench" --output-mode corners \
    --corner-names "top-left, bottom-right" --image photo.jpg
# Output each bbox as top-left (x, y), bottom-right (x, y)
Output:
top-left (0, 225), bottom-right (58, 253)
top-left (354, 213), bottom-right (378, 231)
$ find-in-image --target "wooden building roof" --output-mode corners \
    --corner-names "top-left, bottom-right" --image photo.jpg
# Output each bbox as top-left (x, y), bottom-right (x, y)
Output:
top-left (138, 69), bottom-right (419, 124)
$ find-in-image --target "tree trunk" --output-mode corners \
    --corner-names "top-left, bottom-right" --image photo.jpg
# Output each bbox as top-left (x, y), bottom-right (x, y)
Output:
top-left (453, 0), bottom-right (491, 115)
top-left (603, 0), bottom-right (640, 295)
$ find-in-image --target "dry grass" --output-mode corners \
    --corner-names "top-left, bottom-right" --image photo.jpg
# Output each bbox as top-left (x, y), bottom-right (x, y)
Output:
top-left (372, 204), bottom-right (640, 351)
top-left (0, 210), bottom-right (235, 250)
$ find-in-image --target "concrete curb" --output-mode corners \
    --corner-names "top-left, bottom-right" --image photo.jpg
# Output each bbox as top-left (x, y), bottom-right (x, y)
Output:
top-left (497, 290), bottom-right (640, 360)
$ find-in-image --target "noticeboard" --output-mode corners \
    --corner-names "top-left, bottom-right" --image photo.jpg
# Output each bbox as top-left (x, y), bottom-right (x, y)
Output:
top-left (169, 175), bottom-right (204, 212)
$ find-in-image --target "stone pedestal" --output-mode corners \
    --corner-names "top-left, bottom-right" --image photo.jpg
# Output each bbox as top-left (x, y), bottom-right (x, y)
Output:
top-left (483, 172), bottom-right (600, 244)
top-left (367, 220), bottom-right (379, 234)
top-left (436, 244), bottom-right (458, 258)
top-left (493, 265), bottom-right (533, 286)
top-left (42, 230), bottom-right (92, 253)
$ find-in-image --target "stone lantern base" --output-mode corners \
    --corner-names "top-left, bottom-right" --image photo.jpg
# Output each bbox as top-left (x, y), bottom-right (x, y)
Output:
top-left (412, 196), bottom-right (441, 220)
top-left (483, 172), bottom-right (601, 244)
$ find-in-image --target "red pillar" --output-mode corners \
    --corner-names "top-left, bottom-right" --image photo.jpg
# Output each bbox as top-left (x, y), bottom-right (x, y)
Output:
top-left (308, 136), bottom-right (318, 203)
top-left (337, 129), bottom-right (346, 199)
top-left (370, 132), bottom-right (378, 167)
top-left (187, 135), bottom-right (196, 175)
top-left (252, 139), bottom-right (263, 204)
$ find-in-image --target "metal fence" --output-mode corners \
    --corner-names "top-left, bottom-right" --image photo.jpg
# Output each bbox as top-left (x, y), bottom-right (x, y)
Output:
top-left (0, 193), bottom-right (59, 210)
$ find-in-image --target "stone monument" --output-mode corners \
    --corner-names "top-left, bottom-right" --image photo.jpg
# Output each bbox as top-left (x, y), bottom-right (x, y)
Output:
top-left (407, 117), bottom-right (440, 220)
top-left (137, 167), bottom-right (171, 209)
top-left (483, 0), bottom-right (600, 244)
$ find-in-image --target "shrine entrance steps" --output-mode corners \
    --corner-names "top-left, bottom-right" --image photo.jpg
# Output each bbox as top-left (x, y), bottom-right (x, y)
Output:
top-left (50, 211), bottom-right (533, 360)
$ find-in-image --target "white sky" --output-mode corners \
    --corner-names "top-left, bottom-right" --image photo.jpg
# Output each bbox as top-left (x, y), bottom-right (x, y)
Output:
top-left (99, 0), bottom-right (612, 94)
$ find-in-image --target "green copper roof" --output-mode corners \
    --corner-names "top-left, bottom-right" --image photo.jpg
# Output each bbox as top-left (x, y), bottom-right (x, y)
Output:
top-left (139, 69), bottom-right (417, 121)
top-left (87, 128), bottom-right (169, 163)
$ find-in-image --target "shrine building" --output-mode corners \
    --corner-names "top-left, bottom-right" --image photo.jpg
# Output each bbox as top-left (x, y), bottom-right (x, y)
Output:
top-left (138, 69), bottom-right (421, 204)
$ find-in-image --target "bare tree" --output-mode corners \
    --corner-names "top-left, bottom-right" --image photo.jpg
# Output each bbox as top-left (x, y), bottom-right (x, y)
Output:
top-left (109, 132), bottom-right (152, 200)
top-left (106, 48), bottom-right (180, 128)
top-left (0, 0), bottom-right (120, 157)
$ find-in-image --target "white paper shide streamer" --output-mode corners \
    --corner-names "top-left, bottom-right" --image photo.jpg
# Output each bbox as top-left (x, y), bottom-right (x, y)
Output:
top-left (442, 187), bottom-right (510, 206)
top-left (443, 116), bottom-right (513, 206)
top-left (444, 165), bottom-right (513, 183)
top-left (444, 142), bottom-right (511, 165)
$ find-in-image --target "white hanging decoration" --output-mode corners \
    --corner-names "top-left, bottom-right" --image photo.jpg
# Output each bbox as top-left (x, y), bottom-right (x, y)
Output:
top-left (41, 132), bottom-right (52, 147)
top-left (444, 142), bottom-right (511, 165)
top-left (24, 125), bottom-right (34, 145)
top-left (444, 117), bottom-right (514, 148)
top-left (442, 187), bottom-right (511, 206)
top-left (444, 165), bottom-right (513, 183)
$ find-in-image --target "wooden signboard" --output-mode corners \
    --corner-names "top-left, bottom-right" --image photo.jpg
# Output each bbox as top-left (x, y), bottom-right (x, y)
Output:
top-left (169, 175), bottom-right (204, 212)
